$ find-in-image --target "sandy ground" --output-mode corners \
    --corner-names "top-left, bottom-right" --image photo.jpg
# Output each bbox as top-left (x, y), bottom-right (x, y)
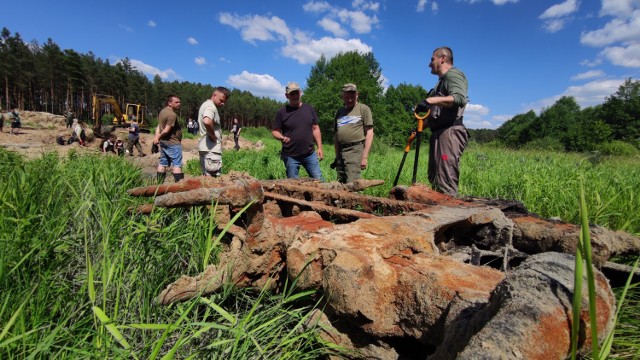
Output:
top-left (0, 111), bottom-right (262, 178)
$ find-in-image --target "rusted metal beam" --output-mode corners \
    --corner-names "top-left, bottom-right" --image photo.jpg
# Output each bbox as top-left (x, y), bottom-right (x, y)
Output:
top-left (263, 183), bottom-right (427, 215)
top-left (265, 191), bottom-right (377, 222)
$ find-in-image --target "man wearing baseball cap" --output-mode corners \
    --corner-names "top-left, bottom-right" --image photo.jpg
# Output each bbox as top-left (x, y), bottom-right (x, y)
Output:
top-left (272, 82), bottom-right (324, 180)
top-left (333, 83), bottom-right (374, 183)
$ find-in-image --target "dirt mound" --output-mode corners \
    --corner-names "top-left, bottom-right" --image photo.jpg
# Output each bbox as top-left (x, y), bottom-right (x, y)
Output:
top-left (0, 110), bottom-right (264, 176)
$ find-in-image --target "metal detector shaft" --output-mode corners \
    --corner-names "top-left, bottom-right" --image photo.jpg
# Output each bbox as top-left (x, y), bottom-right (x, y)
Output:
top-left (411, 110), bottom-right (430, 184)
top-left (393, 131), bottom-right (416, 187)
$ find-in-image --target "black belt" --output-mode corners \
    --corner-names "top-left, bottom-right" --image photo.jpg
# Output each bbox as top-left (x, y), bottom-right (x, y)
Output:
top-left (340, 140), bottom-right (364, 149)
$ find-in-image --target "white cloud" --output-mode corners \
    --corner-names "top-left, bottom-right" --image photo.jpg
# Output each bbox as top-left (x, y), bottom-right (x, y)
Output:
top-left (417, 0), bottom-right (428, 12)
top-left (303, 1), bottom-right (333, 13)
top-left (219, 57), bottom-right (231, 63)
top-left (465, 112), bottom-right (513, 131)
top-left (542, 19), bottom-right (566, 33)
top-left (539, 0), bottom-right (579, 19)
top-left (491, 0), bottom-right (519, 4)
top-left (187, 37), bottom-right (199, 45)
top-left (600, 0), bottom-right (639, 17)
top-left (318, 17), bottom-right (348, 37)
top-left (219, 13), bottom-right (293, 44)
top-left (281, 36), bottom-right (373, 64)
top-left (538, 0), bottom-right (580, 33)
top-left (337, 9), bottom-right (379, 34)
top-left (118, 24), bottom-right (134, 33)
top-left (147, 20), bottom-right (157, 28)
top-left (580, 10), bottom-right (640, 47)
top-left (600, 43), bottom-right (640, 67)
top-left (579, 5), bottom-right (640, 69)
top-left (220, 11), bottom-right (374, 65)
top-left (570, 70), bottom-right (604, 80)
top-left (579, 58), bottom-right (603, 67)
top-left (226, 71), bottom-right (284, 99)
top-left (432, 1), bottom-right (439, 12)
top-left (194, 56), bottom-right (206, 65)
top-left (302, 2), bottom-right (379, 34)
top-left (353, 0), bottom-right (380, 12)
top-left (127, 59), bottom-right (181, 80)
top-left (523, 78), bottom-right (626, 113)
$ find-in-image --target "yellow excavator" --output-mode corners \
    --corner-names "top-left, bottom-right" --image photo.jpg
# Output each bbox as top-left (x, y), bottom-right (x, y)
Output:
top-left (92, 94), bottom-right (149, 137)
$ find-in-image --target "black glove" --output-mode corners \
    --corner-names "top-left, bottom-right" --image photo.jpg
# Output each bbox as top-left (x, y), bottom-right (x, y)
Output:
top-left (415, 100), bottom-right (429, 113)
top-left (330, 159), bottom-right (337, 169)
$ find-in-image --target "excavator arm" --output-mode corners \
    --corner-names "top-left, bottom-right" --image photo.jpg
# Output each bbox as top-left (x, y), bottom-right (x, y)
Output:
top-left (92, 94), bottom-right (150, 137)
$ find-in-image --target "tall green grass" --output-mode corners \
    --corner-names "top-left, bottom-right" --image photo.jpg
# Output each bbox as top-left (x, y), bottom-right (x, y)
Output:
top-left (0, 148), bottom-right (337, 358)
top-left (2, 131), bottom-right (639, 358)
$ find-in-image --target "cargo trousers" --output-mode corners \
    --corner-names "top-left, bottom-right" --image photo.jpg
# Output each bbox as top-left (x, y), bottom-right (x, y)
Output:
top-left (428, 124), bottom-right (468, 197)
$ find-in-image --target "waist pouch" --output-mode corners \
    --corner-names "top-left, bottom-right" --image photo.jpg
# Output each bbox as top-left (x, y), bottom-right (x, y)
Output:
top-left (428, 105), bottom-right (465, 131)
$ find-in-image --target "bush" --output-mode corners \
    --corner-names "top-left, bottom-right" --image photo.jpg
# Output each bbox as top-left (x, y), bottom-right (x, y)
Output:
top-left (596, 141), bottom-right (639, 156)
top-left (520, 137), bottom-right (565, 152)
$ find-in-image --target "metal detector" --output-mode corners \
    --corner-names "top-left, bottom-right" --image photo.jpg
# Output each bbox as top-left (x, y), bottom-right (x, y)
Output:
top-left (393, 109), bottom-right (430, 186)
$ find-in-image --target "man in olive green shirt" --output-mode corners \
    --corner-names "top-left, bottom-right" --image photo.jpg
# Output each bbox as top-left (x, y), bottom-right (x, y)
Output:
top-left (416, 46), bottom-right (469, 196)
top-left (154, 94), bottom-right (183, 183)
top-left (333, 83), bottom-right (374, 184)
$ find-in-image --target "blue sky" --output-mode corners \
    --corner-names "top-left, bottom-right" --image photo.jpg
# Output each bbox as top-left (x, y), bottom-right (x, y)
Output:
top-left (3, 0), bottom-right (639, 129)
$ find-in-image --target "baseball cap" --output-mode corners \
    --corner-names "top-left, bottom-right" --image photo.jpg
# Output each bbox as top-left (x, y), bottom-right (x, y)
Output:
top-left (342, 83), bottom-right (357, 92)
top-left (286, 82), bottom-right (301, 94)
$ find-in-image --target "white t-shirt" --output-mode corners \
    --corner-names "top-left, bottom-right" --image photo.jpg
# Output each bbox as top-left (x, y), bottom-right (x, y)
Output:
top-left (197, 99), bottom-right (222, 152)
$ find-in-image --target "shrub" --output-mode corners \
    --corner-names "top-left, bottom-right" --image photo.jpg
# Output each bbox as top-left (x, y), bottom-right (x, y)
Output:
top-left (596, 141), bottom-right (639, 156)
top-left (521, 137), bottom-right (565, 152)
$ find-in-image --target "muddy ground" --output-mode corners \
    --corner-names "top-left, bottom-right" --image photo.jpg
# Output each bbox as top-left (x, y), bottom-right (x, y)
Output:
top-left (0, 111), bottom-right (262, 178)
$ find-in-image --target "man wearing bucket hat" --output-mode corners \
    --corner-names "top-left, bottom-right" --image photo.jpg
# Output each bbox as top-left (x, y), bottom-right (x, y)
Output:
top-left (333, 83), bottom-right (374, 184)
top-left (272, 82), bottom-right (324, 180)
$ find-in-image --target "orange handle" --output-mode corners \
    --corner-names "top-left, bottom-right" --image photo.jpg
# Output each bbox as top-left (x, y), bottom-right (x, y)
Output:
top-left (414, 109), bottom-right (429, 132)
top-left (404, 131), bottom-right (416, 152)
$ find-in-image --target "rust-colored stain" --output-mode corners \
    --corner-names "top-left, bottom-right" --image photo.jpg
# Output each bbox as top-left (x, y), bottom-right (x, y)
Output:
top-left (269, 215), bottom-right (333, 232)
top-left (522, 307), bottom-right (570, 359)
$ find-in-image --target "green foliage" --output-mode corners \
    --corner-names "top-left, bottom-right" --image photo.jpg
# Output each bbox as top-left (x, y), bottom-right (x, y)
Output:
top-left (601, 78), bottom-right (640, 142)
top-left (497, 110), bottom-right (537, 147)
top-left (303, 51), bottom-right (385, 142)
top-left (381, 83), bottom-right (429, 147)
top-left (520, 136), bottom-right (565, 152)
top-left (596, 140), bottom-right (640, 156)
top-left (468, 128), bottom-right (498, 144)
top-left (564, 110), bottom-right (612, 152)
top-left (497, 79), bottom-right (640, 152)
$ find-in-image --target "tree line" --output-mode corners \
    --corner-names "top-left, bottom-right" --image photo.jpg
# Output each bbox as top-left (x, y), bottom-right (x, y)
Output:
top-left (496, 79), bottom-right (640, 152)
top-left (0, 27), bottom-right (431, 141)
top-left (0, 27), bottom-right (282, 131)
top-left (2, 26), bottom-right (637, 152)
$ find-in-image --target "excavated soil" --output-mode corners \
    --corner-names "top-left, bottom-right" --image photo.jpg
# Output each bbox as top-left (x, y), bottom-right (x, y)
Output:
top-left (0, 111), bottom-right (262, 177)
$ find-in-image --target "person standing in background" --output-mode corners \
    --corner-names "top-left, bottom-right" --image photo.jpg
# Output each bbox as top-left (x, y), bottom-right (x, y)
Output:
top-left (127, 119), bottom-right (145, 157)
top-left (198, 87), bottom-right (231, 177)
top-left (154, 94), bottom-right (183, 183)
top-left (231, 118), bottom-right (242, 150)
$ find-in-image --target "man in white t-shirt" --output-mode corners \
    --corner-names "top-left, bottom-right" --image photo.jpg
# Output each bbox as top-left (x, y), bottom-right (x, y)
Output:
top-left (197, 87), bottom-right (231, 177)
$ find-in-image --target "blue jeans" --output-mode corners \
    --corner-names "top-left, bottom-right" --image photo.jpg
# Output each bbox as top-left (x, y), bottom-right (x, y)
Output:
top-left (283, 151), bottom-right (323, 180)
top-left (159, 143), bottom-right (183, 168)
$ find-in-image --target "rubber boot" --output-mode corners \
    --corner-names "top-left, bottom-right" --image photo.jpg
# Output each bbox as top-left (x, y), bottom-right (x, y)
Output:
top-left (157, 172), bottom-right (166, 184)
top-left (173, 173), bottom-right (184, 182)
